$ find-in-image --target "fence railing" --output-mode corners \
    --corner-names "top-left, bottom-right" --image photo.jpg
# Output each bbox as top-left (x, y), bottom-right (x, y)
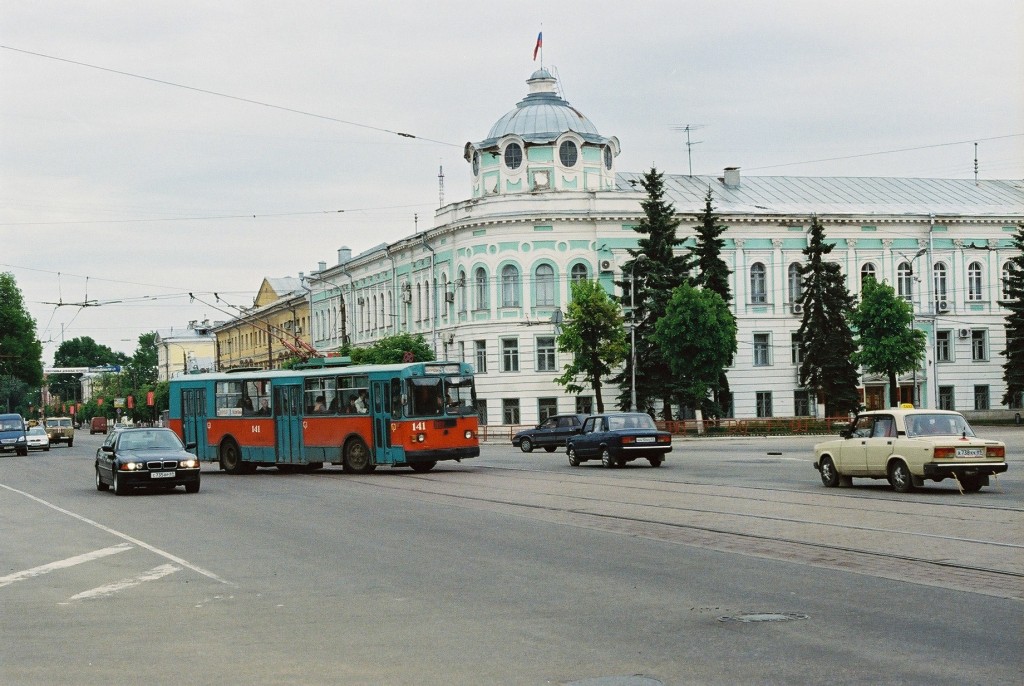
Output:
top-left (479, 416), bottom-right (849, 443)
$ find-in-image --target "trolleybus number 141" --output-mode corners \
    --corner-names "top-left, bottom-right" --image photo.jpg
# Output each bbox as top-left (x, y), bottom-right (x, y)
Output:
top-left (410, 421), bottom-right (427, 431)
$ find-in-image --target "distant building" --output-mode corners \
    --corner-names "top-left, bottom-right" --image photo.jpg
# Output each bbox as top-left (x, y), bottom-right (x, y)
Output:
top-left (304, 68), bottom-right (1023, 423)
top-left (155, 320), bottom-right (219, 382)
top-left (212, 277), bottom-right (313, 371)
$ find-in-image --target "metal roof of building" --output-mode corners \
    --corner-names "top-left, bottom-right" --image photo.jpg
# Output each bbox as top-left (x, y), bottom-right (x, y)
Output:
top-left (616, 173), bottom-right (1024, 218)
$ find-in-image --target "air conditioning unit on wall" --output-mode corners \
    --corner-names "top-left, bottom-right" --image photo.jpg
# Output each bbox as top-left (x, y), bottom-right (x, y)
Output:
top-left (937, 300), bottom-right (949, 312)
top-left (791, 303), bottom-right (803, 315)
top-left (958, 328), bottom-right (971, 339)
top-left (599, 259), bottom-right (614, 272)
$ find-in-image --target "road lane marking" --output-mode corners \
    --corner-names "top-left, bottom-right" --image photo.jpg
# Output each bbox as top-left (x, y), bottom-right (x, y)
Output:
top-left (0, 484), bottom-right (231, 585)
top-left (0, 543), bottom-right (133, 588)
top-left (67, 564), bottom-right (181, 601)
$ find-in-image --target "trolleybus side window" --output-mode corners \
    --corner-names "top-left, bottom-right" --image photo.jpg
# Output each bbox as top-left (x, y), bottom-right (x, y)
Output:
top-left (337, 375), bottom-right (370, 415)
top-left (218, 379), bottom-right (270, 416)
top-left (304, 376), bottom-right (337, 414)
top-left (390, 379), bottom-right (402, 419)
top-left (216, 381), bottom-right (244, 416)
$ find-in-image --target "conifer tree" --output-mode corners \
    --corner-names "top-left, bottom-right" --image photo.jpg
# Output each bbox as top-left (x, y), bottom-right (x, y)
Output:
top-left (1001, 223), bottom-right (1024, 407)
top-left (613, 167), bottom-right (693, 418)
top-left (796, 217), bottom-right (861, 416)
top-left (689, 187), bottom-right (734, 416)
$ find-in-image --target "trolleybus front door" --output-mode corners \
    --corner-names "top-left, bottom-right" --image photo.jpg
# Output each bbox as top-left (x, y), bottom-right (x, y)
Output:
top-left (370, 380), bottom-right (400, 465)
top-left (274, 384), bottom-right (303, 464)
top-left (181, 388), bottom-right (208, 459)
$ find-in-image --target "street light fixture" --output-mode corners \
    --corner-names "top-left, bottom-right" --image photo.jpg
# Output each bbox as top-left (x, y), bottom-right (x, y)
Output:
top-left (629, 254), bottom-right (649, 412)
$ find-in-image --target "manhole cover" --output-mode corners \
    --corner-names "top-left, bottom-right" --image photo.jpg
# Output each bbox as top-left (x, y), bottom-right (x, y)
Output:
top-left (717, 612), bottom-right (808, 623)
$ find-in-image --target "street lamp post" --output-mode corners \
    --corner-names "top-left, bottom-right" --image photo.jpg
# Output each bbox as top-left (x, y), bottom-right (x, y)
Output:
top-left (900, 248), bottom-right (928, 406)
top-left (629, 255), bottom-right (648, 412)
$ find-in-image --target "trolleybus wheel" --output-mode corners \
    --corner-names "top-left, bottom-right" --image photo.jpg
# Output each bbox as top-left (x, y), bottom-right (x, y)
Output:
top-left (220, 438), bottom-right (247, 475)
top-left (409, 461), bottom-right (436, 473)
top-left (343, 438), bottom-right (374, 474)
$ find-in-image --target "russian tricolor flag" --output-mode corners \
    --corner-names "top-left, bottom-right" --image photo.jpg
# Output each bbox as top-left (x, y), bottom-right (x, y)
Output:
top-left (533, 32), bottom-right (543, 61)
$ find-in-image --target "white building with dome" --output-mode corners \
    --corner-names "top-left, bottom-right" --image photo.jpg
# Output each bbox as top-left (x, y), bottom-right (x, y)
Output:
top-left (306, 68), bottom-right (1024, 424)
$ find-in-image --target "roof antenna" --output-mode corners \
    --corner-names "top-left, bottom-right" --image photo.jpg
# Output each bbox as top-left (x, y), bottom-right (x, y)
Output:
top-left (973, 142), bottom-right (979, 186)
top-left (671, 125), bottom-right (705, 177)
top-left (438, 164), bottom-right (445, 208)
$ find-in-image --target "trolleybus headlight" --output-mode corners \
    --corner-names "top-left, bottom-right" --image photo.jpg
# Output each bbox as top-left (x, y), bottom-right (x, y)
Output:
top-left (465, 430), bottom-right (473, 439)
top-left (417, 433), bottom-right (426, 443)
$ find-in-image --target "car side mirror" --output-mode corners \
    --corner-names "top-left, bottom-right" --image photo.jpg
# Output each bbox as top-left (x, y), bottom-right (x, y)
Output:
top-left (840, 429), bottom-right (851, 439)
top-left (102, 445), bottom-right (114, 453)
top-left (185, 442), bottom-right (197, 451)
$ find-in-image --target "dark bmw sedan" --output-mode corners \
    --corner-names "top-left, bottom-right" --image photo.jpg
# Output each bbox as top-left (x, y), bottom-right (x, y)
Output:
top-left (566, 412), bottom-right (672, 468)
top-left (95, 428), bottom-right (201, 495)
top-left (511, 413), bottom-right (587, 453)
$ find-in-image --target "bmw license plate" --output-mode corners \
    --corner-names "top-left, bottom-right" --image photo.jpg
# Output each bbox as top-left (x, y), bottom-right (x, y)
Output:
top-left (955, 448), bottom-right (984, 458)
top-left (636, 437), bottom-right (655, 443)
top-left (150, 471), bottom-right (176, 479)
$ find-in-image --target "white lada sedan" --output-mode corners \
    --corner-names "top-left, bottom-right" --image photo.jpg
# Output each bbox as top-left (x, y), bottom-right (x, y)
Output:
top-left (813, 409), bottom-right (1007, 493)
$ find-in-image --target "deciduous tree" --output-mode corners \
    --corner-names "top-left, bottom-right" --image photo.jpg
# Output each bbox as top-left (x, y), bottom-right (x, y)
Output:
top-left (555, 279), bottom-right (628, 413)
top-left (851, 278), bottom-right (926, 408)
top-left (0, 272), bottom-right (44, 395)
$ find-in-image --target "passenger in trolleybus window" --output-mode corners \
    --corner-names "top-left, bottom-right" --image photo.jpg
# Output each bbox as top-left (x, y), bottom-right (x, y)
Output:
top-left (257, 399), bottom-right (270, 416)
top-left (354, 390), bottom-right (368, 413)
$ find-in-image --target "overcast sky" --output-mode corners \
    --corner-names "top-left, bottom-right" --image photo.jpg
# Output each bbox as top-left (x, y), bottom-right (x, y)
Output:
top-left (2, 1), bottom-right (1022, 363)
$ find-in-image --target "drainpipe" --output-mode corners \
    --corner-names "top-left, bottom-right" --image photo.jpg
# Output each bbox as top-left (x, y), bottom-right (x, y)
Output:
top-left (928, 213), bottom-right (937, 409)
top-left (340, 264), bottom-right (355, 345)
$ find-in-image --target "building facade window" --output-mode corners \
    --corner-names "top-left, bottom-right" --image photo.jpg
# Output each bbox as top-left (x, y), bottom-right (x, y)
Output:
top-left (971, 330), bottom-right (987, 361)
top-left (1003, 262), bottom-right (1013, 301)
top-left (458, 269), bottom-right (468, 314)
top-left (538, 397), bottom-right (558, 422)
top-left (558, 140), bottom-right (578, 167)
top-left (504, 142), bottom-right (523, 170)
top-left (474, 267), bottom-right (489, 310)
top-left (933, 262), bottom-right (947, 308)
top-left (575, 396), bottom-right (593, 415)
top-left (571, 263), bottom-right (588, 282)
top-left (967, 261), bottom-right (984, 301)
top-left (536, 336), bottom-right (556, 372)
top-left (501, 338), bottom-right (519, 372)
top-left (974, 385), bottom-right (990, 411)
top-left (457, 341), bottom-right (465, 364)
top-left (788, 262), bottom-right (803, 303)
top-left (502, 398), bottom-right (520, 424)
top-left (861, 262), bottom-right (876, 291)
top-left (535, 264), bottom-right (555, 306)
top-left (474, 340), bottom-right (487, 374)
top-left (793, 390), bottom-right (813, 417)
top-left (753, 333), bottom-right (771, 367)
top-left (756, 391), bottom-right (773, 418)
top-left (791, 333), bottom-right (803, 365)
top-left (897, 262), bottom-right (913, 302)
top-left (938, 386), bottom-right (954, 410)
top-left (935, 330), bottom-right (952, 362)
top-left (501, 265), bottom-right (521, 308)
top-left (476, 399), bottom-right (489, 425)
top-left (750, 263), bottom-right (767, 304)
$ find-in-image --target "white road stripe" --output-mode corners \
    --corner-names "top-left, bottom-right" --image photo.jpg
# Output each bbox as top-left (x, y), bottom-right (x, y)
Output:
top-left (0, 543), bottom-right (133, 588)
top-left (68, 564), bottom-right (181, 601)
top-left (0, 484), bottom-right (230, 585)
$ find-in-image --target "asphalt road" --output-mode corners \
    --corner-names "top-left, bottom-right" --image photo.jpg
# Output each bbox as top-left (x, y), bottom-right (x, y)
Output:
top-left (1, 429), bottom-right (1021, 685)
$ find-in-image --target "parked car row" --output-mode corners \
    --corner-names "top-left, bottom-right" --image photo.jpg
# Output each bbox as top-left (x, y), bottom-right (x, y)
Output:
top-left (512, 412), bottom-right (673, 469)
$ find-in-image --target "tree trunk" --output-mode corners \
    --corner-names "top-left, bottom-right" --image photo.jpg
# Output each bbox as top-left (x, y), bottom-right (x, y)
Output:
top-left (888, 371), bottom-right (900, 407)
top-left (594, 377), bottom-right (604, 414)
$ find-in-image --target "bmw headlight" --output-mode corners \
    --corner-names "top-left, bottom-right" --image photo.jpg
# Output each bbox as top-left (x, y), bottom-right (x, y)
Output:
top-left (179, 458), bottom-right (199, 469)
top-left (119, 461), bottom-right (143, 471)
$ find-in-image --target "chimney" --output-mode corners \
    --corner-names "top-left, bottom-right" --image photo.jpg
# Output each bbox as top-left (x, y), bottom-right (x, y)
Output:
top-left (338, 246), bottom-right (352, 264)
top-left (318, 261), bottom-right (327, 273)
top-left (723, 167), bottom-right (741, 189)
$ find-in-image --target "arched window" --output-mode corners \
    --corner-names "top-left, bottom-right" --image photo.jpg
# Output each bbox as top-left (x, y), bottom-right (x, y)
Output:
top-left (416, 284), bottom-right (422, 323)
top-left (967, 261), bottom-right (984, 301)
top-left (933, 263), bottom-right (947, 308)
top-left (474, 267), bottom-right (489, 310)
top-left (501, 265), bottom-right (521, 307)
top-left (423, 279), bottom-right (431, 323)
top-left (750, 262), bottom-right (767, 304)
top-left (535, 264), bottom-right (555, 306)
top-left (559, 140), bottom-right (578, 167)
top-left (860, 262), bottom-right (876, 291)
top-left (440, 272), bottom-right (449, 319)
top-left (458, 269), bottom-right (468, 313)
top-left (504, 143), bottom-right (523, 170)
top-left (1003, 262), bottom-right (1014, 301)
top-left (787, 263), bottom-right (803, 303)
top-left (897, 262), bottom-right (913, 301)
top-left (379, 293), bottom-right (385, 329)
top-left (571, 263), bottom-right (588, 282)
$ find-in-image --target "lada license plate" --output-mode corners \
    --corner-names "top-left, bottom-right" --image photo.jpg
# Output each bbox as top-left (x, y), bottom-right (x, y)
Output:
top-left (635, 437), bottom-right (655, 443)
top-left (150, 471), bottom-right (176, 479)
top-left (955, 448), bottom-right (984, 458)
